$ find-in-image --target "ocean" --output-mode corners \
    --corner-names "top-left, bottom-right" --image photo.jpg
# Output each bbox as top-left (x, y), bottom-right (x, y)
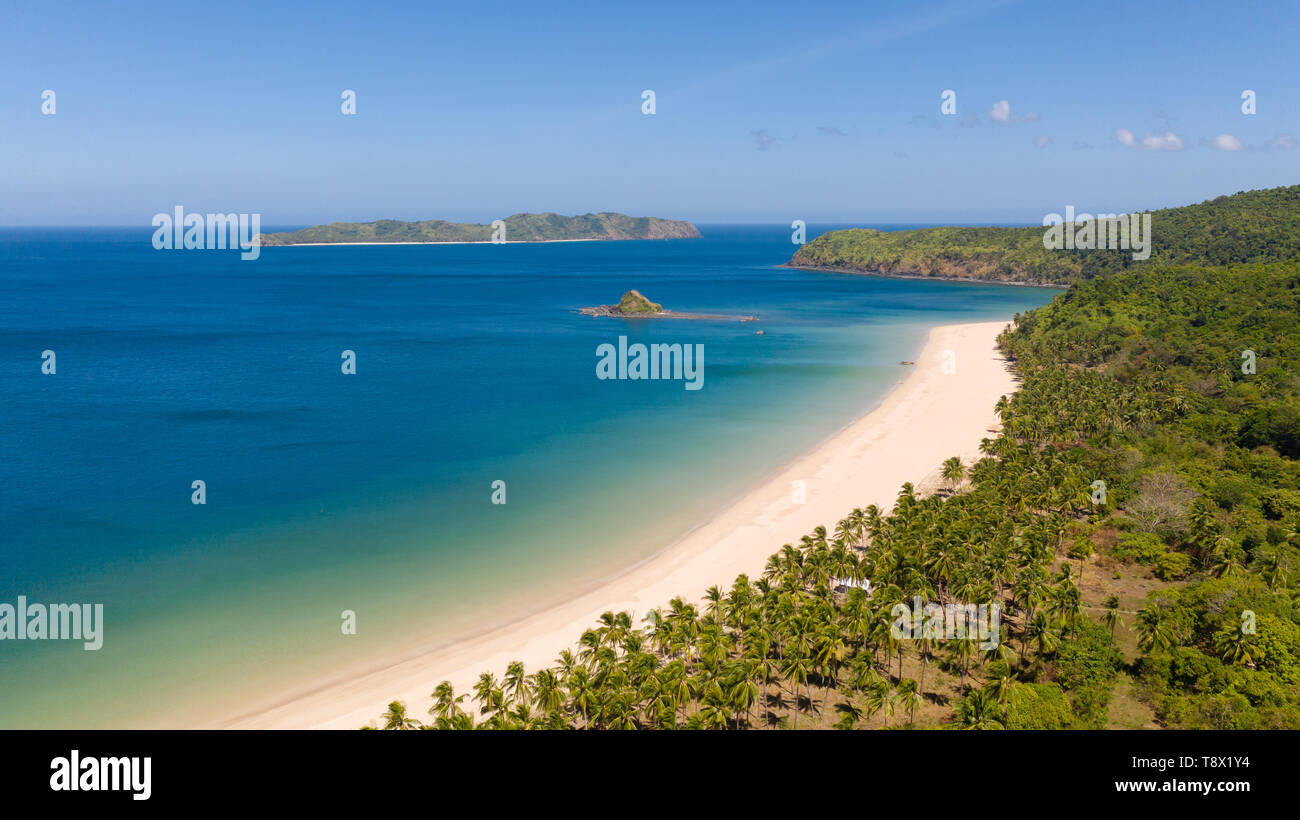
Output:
top-left (0, 225), bottom-right (1055, 727)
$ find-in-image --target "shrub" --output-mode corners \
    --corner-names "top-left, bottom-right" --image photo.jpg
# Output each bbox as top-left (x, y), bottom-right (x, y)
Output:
top-left (1054, 620), bottom-right (1123, 727)
top-left (1006, 683), bottom-right (1073, 729)
top-left (1153, 551), bottom-right (1193, 580)
top-left (1111, 532), bottom-right (1167, 564)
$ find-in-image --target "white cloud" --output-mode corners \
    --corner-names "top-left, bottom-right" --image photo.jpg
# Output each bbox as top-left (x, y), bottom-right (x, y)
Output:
top-left (988, 100), bottom-right (1039, 125)
top-left (1142, 131), bottom-right (1183, 151)
top-left (1272, 134), bottom-right (1296, 150)
top-left (1033, 135), bottom-right (1051, 148)
top-left (1211, 134), bottom-right (1245, 152)
top-left (1116, 128), bottom-right (1182, 151)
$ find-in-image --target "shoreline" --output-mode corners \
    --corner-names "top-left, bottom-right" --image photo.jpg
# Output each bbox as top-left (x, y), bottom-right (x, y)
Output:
top-left (221, 319), bottom-right (1017, 729)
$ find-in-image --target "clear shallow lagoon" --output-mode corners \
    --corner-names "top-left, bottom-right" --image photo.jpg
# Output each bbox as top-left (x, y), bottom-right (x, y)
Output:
top-left (0, 225), bottom-right (1055, 727)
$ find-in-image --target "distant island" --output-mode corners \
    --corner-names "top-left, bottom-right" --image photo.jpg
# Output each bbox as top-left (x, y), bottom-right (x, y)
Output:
top-left (579, 289), bottom-right (756, 321)
top-left (257, 212), bottom-right (701, 246)
top-left (787, 184), bottom-right (1300, 286)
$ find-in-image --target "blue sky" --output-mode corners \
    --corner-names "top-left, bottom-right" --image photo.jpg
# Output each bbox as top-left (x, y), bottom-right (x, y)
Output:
top-left (2, 0), bottom-right (1297, 225)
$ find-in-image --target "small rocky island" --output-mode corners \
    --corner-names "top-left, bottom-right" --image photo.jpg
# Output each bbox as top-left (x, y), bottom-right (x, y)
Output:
top-left (579, 290), bottom-right (756, 322)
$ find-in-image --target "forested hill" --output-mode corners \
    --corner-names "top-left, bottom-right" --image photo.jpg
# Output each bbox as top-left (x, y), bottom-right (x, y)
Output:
top-left (257, 212), bottom-right (701, 245)
top-left (996, 260), bottom-right (1300, 728)
top-left (788, 185), bottom-right (1300, 286)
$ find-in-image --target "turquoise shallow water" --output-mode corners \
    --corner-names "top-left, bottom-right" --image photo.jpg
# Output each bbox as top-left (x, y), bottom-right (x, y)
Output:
top-left (0, 225), bottom-right (1055, 727)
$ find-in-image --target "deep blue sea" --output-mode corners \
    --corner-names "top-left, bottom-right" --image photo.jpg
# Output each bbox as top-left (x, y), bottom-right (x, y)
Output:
top-left (0, 225), bottom-right (1056, 727)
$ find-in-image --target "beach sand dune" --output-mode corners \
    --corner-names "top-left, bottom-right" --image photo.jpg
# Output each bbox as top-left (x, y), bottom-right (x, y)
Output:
top-left (223, 320), bottom-right (1014, 729)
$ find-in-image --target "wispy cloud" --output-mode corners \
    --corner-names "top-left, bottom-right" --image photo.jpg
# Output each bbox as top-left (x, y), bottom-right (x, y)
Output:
top-left (750, 130), bottom-right (779, 150)
top-left (817, 126), bottom-right (849, 137)
top-left (1033, 135), bottom-right (1051, 148)
top-left (1116, 128), bottom-right (1183, 150)
top-left (988, 100), bottom-right (1039, 124)
top-left (1210, 134), bottom-right (1245, 152)
top-left (1143, 131), bottom-right (1184, 150)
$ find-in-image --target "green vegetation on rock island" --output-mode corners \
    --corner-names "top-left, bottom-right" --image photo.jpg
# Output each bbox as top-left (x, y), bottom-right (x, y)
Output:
top-left (615, 289), bottom-right (663, 315)
top-left (579, 290), bottom-right (756, 321)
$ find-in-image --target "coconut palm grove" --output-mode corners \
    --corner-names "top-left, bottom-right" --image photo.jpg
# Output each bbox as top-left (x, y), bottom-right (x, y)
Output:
top-left (373, 186), bottom-right (1300, 731)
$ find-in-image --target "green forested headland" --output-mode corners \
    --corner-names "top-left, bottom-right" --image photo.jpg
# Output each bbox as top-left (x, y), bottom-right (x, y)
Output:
top-left (789, 184), bottom-right (1300, 285)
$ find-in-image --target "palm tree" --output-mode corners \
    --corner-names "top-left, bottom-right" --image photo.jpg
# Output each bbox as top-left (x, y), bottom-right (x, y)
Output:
top-left (1049, 579), bottom-right (1083, 628)
top-left (728, 663), bottom-right (761, 728)
top-left (704, 586), bottom-right (725, 624)
top-left (781, 652), bottom-right (814, 728)
top-left (381, 700), bottom-right (423, 730)
top-left (982, 660), bottom-right (1014, 705)
top-left (1028, 612), bottom-right (1061, 657)
top-left (948, 637), bottom-right (974, 690)
top-left (898, 678), bottom-right (923, 725)
top-left (664, 661), bottom-right (695, 728)
top-left (429, 681), bottom-right (467, 726)
top-left (814, 626), bottom-right (848, 715)
top-left (1134, 604), bottom-right (1174, 655)
top-left (1101, 595), bottom-right (1123, 638)
top-left (1067, 536), bottom-right (1094, 585)
top-left (1255, 545), bottom-right (1290, 590)
top-left (1214, 624), bottom-right (1259, 668)
top-left (863, 680), bottom-right (896, 728)
top-left (942, 456), bottom-right (966, 494)
top-left (531, 669), bottom-right (565, 716)
top-left (1013, 573), bottom-right (1048, 656)
top-left (1210, 537), bottom-right (1246, 578)
top-left (473, 672), bottom-right (503, 717)
top-left (566, 667), bottom-right (598, 727)
top-left (697, 687), bottom-right (731, 730)
top-left (955, 690), bottom-right (1005, 729)
top-left (503, 661), bottom-right (530, 708)
top-left (554, 649), bottom-right (579, 681)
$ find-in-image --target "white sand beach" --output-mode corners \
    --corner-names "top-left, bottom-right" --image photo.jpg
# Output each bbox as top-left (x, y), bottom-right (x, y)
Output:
top-left (223, 319), bottom-right (1016, 729)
